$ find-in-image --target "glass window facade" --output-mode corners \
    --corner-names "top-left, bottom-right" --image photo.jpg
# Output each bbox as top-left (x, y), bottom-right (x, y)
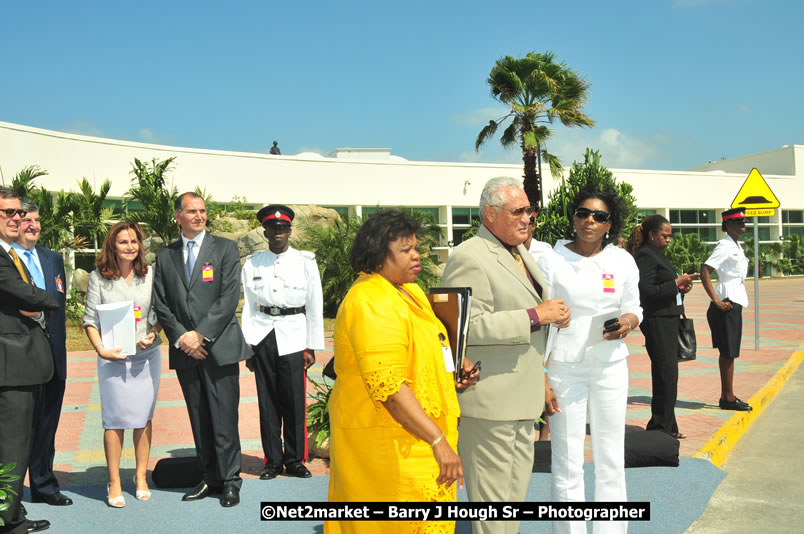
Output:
top-left (451, 207), bottom-right (482, 244)
top-left (669, 209), bottom-right (719, 242)
top-left (782, 209), bottom-right (804, 238)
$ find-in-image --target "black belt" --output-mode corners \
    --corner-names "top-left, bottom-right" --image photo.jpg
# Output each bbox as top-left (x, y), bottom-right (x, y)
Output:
top-left (258, 305), bottom-right (306, 317)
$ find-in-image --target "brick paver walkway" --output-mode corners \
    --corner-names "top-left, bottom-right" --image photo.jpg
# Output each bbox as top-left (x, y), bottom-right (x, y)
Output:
top-left (47, 277), bottom-right (804, 485)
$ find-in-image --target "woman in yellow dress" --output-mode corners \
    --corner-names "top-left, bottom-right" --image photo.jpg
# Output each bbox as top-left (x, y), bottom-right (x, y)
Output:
top-left (326, 210), bottom-right (477, 534)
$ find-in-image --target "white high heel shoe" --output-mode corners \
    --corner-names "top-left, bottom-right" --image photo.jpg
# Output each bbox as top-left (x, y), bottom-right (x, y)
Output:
top-left (107, 483), bottom-right (126, 508)
top-left (133, 475), bottom-right (151, 501)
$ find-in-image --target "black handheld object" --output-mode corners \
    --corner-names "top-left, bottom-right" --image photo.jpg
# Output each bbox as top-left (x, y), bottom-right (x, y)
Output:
top-left (461, 360), bottom-right (481, 382)
top-left (603, 318), bottom-right (621, 333)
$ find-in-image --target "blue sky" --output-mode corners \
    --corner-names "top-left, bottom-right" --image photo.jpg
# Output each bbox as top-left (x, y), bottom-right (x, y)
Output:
top-left (2, 0), bottom-right (802, 171)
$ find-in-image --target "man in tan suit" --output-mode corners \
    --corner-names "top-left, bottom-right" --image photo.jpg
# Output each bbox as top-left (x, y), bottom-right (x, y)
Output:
top-left (442, 176), bottom-right (570, 534)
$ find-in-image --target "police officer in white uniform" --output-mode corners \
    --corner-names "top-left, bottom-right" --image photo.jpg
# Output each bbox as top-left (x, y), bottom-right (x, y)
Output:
top-left (241, 205), bottom-right (325, 479)
top-left (701, 207), bottom-right (752, 412)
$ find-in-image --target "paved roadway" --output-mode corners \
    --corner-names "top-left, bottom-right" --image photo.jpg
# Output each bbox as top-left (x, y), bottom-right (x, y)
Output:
top-left (686, 364), bottom-right (804, 533)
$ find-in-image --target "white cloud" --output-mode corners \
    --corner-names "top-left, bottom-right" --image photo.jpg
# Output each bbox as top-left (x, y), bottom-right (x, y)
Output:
top-left (295, 145), bottom-right (330, 156)
top-left (453, 107), bottom-right (509, 126)
top-left (739, 104), bottom-right (752, 113)
top-left (549, 128), bottom-right (668, 169)
top-left (137, 128), bottom-right (174, 145)
top-left (61, 120), bottom-right (103, 137)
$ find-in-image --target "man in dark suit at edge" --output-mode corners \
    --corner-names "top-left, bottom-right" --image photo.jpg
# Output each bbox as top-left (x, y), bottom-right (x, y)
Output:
top-left (0, 188), bottom-right (55, 533)
top-left (152, 192), bottom-right (252, 507)
top-left (12, 199), bottom-right (72, 508)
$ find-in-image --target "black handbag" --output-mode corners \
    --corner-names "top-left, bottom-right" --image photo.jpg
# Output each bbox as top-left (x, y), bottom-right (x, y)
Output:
top-left (678, 313), bottom-right (697, 361)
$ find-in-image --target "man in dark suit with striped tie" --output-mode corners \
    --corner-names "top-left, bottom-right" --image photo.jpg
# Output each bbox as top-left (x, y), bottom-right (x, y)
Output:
top-left (0, 188), bottom-right (56, 533)
top-left (13, 199), bottom-right (72, 507)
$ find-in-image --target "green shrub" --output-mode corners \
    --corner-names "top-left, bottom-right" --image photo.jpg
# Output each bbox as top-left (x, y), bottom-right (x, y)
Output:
top-left (306, 375), bottom-right (332, 450)
top-left (534, 148), bottom-right (639, 245)
top-left (65, 288), bottom-right (85, 322)
top-left (665, 233), bottom-right (713, 275)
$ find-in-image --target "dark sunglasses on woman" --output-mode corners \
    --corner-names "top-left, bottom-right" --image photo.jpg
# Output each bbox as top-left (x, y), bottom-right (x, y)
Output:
top-left (574, 207), bottom-right (610, 223)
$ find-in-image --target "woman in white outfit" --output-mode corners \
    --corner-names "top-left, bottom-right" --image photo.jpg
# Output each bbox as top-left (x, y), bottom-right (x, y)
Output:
top-left (536, 183), bottom-right (642, 534)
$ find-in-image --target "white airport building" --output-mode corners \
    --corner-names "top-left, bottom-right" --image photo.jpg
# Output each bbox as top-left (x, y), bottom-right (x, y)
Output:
top-left (2, 120), bottom-right (803, 266)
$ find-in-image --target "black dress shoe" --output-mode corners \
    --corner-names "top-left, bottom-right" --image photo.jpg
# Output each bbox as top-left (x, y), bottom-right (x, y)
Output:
top-left (220, 484), bottom-right (240, 507)
top-left (26, 519), bottom-right (51, 533)
top-left (259, 464), bottom-right (283, 480)
top-left (284, 463), bottom-right (312, 478)
top-left (719, 397), bottom-right (753, 411)
top-left (32, 493), bottom-right (73, 506)
top-left (182, 481), bottom-right (221, 501)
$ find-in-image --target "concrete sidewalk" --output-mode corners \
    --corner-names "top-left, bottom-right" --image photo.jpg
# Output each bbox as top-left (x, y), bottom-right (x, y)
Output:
top-left (686, 364), bottom-right (804, 533)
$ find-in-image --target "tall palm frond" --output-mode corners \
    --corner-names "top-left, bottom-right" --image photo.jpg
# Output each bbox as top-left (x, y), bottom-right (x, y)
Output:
top-left (475, 51), bottom-right (594, 209)
top-left (125, 157), bottom-right (179, 243)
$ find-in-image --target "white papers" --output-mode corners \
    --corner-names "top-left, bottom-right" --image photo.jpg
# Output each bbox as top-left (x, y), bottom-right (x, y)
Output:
top-left (96, 301), bottom-right (136, 355)
top-left (587, 309), bottom-right (622, 343)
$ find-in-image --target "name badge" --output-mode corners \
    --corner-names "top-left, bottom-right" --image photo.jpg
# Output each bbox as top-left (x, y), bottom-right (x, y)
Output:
top-left (134, 305), bottom-right (142, 322)
top-left (602, 274), bottom-right (615, 293)
top-left (676, 292), bottom-right (683, 306)
top-left (55, 275), bottom-right (65, 293)
top-left (442, 346), bottom-right (455, 374)
top-left (202, 265), bottom-right (214, 282)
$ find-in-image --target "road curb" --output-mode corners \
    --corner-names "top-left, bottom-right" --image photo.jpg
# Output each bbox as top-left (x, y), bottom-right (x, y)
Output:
top-left (692, 344), bottom-right (804, 467)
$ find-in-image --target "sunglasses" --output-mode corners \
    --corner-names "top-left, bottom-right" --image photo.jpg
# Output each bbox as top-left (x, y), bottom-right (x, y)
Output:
top-left (0, 208), bottom-right (27, 218)
top-left (574, 207), bottom-right (610, 223)
top-left (497, 204), bottom-right (536, 218)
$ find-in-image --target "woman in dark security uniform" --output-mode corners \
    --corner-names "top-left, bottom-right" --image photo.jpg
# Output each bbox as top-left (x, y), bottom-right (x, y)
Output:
top-left (629, 214), bottom-right (698, 438)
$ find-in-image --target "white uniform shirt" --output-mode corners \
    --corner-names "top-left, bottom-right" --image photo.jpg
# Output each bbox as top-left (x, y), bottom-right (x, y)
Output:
top-left (704, 234), bottom-right (749, 308)
top-left (537, 240), bottom-right (643, 363)
top-left (241, 246), bottom-right (325, 354)
top-left (528, 238), bottom-right (557, 295)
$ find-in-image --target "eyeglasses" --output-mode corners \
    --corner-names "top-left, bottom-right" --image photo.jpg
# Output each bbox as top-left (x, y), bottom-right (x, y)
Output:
top-left (495, 204), bottom-right (536, 218)
top-left (0, 208), bottom-right (27, 218)
top-left (574, 208), bottom-right (610, 223)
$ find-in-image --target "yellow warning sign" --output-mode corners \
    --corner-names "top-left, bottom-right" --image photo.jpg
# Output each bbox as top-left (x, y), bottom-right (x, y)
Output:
top-left (730, 168), bottom-right (780, 214)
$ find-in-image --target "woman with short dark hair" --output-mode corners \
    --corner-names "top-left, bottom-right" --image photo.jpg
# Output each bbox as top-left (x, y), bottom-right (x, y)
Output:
top-left (629, 214), bottom-right (698, 439)
top-left (326, 210), bottom-right (476, 534)
top-left (83, 221), bottom-right (162, 507)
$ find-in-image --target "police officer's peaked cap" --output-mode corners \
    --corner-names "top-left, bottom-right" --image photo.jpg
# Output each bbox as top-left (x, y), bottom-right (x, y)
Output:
top-left (258, 204), bottom-right (295, 226)
top-left (721, 208), bottom-right (746, 223)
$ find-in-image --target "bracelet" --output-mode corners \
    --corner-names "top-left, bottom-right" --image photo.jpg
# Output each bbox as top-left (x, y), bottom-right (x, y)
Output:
top-left (93, 342), bottom-right (103, 351)
top-left (624, 317), bottom-right (634, 331)
top-left (429, 433), bottom-right (445, 449)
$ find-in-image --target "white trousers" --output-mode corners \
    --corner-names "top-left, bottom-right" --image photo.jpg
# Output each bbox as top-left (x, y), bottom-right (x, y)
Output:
top-left (548, 357), bottom-right (629, 534)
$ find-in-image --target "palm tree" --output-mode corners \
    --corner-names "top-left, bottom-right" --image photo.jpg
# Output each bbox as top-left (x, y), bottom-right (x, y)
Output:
top-left (29, 188), bottom-right (81, 250)
top-left (6, 165), bottom-right (48, 197)
top-left (475, 51), bottom-right (594, 209)
top-left (68, 178), bottom-right (115, 254)
top-left (125, 157), bottom-right (180, 244)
